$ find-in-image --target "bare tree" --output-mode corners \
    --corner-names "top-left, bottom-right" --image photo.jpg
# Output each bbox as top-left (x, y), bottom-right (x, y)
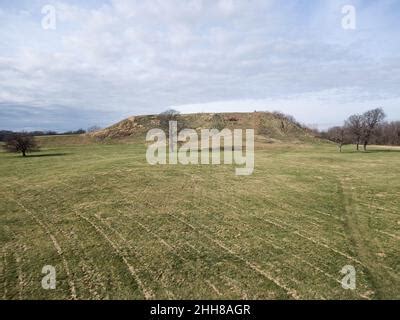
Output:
top-left (345, 114), bottom-right (363, 151)
top-left (211, 113), bottom-right (226, 131)
top-left (321, 108), bottom-right (399, 148)
top-left (372, 121), bottom-right (400, 146)
top-left (158, 109), bottom-right (186, 152)
top-left (361, 108), bottom-right (386, 151)
top-left (158, 109), bottom-right (184, 133)
top-left (3, 133), bottom-right (39, 157)
top-left (87, 125), bottom-right (102, 133)
top-left (327, 126), bottom-right (348, 152)
top-left (386, 121), bottom-right (400, 145)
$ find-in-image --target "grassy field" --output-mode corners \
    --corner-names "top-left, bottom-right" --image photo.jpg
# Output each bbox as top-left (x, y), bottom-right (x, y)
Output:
top-left (1, 138), bottom-right (399, 300)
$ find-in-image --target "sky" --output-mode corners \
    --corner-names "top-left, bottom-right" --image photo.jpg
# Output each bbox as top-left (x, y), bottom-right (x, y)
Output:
top-left (0, 0), bottom-right (399, 131)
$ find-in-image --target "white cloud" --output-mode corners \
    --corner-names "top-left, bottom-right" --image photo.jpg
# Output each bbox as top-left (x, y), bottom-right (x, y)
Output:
top-left (173, 88), bottom-right (400, 129)
top-left (0, 0), bottom-right (399, 130)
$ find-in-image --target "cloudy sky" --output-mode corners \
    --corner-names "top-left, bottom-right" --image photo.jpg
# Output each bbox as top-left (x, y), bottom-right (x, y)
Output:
top-left (0, 0), bottom-right (399, 131)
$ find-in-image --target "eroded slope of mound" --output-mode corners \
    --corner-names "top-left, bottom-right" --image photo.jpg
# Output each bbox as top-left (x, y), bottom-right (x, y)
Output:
top-left (90, 112), bottom-right (317, 143)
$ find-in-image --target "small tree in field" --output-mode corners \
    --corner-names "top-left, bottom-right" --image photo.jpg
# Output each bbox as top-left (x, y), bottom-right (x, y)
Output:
top-left (327, 126), bottom-right (348, 152)
top-left (345, 114), bottom-right (363, 151)
top-left (361, 108), bottom-right (386, 151)
top-left (3, 133), bottom-right (39, 157)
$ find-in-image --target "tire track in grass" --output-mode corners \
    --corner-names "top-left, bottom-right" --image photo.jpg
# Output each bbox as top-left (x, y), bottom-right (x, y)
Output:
top-left (229, 190), bottom-right (382, 298)
top-left (192, 190), bottom-right (372, 298)
top-left (359, 203), bottom-right (399, 219)
top-left (151, 215), bottom-right (249, 298)
top-left (338, 179), bottom-right (379, 298)
top-left (175, 207), bottom-right (304, 292)
top-left (79, 261), bottom-right (102, 299)
top-left (375, 230), bottom-right (400, 241)
top-left (38, 184), bottom-right (120, 299)
top-left (93, 210), bottom-right (180, 299)
top-left (127, 182), bottom-right (330, 298)
top-left (248, 224), bottom-right (343, 287)
top-left (190, 193), bottom-right (358, 294)
top-left (118, 187), bottom-right (268, 298)
top-left (245, 173), bottom-right (346, 223)
top-left (257, 234), bottom-right (359, 297)
top-left (1, 227), bottom-right (25, 300)
top-left (117, 186), bottom-right (278, 298)
top-left (13, 199), bottom-right (77, 300)
top-left (60, 180), bottom-right (165, 298)
top-left (338, 178), bottom-right (400, 299)
top-left (228, 241), bottom-right (329, 299)
top-left (362, 203), bottom-right (400, 217)
top-left (164, 181), bottom-right (306, 291)
top-left (205, 280), bottom-right (222, 296)
top-left (63, 180), bottom-right (185, 298)
top-left (185, 241), bottom-right (201, 254)
top-left (122, 166), bottom-right (376, 298)
top-left (68, 171), bottom-right (346, 298)
top-left (7, 180), bottom-right (105, 299)
top-left (165, 211), bottom-right (300, 299)
top-left (1, 210), bottom-right (23, 300)
top-left (260, 214), bottom-right (364, 266)
top-left (214, 179), bottom-right (360, 264)
top-left (54, 223), bottom-right (110, 299)
top-left (211, 215), bottom-right (335, 290)
top-left (382, 266), bottom-right (400, 280)
top-left (313, 208), bottom-right (345, 222)
top-left (225, 172), bottom-right (348, 230)
top-left (14, 251), bottom-right (24, 299)
top-left (337, 177), bottom-right (399, 294)
top-left (76, 201), bottom-right (183, 286)
top-left (77, 164), bottom-right (371, 298)
top-left (221, 275), bottom-right (248, 299)
top-left (73, 210), bottom-right (154, 299)
top-left (214, 184), bottom-right (349, 246)
top-left (113, 210), bottom-right (187, 262)
top-left (118, 187), bottom-right (235, 258)
top-left (2, 246), bottom-right (8, 299)
top-left (6, 227), bottom-right (28, 300)
top-left (115, 202), bottom-right (238, 298)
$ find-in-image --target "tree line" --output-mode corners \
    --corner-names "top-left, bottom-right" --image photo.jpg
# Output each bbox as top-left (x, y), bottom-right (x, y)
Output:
top-left (0, 129), bottom-right (87, 142)
top-left (319, 108), bottom-right (400, 152)
top-left (0, 125), bottom-right (104, 142)
top-left (1, 126), bottom-right (101, 157)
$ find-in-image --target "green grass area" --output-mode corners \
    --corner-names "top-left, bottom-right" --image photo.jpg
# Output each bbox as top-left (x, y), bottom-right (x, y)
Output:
top-left (1, 141), bottom-right (399, 299)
